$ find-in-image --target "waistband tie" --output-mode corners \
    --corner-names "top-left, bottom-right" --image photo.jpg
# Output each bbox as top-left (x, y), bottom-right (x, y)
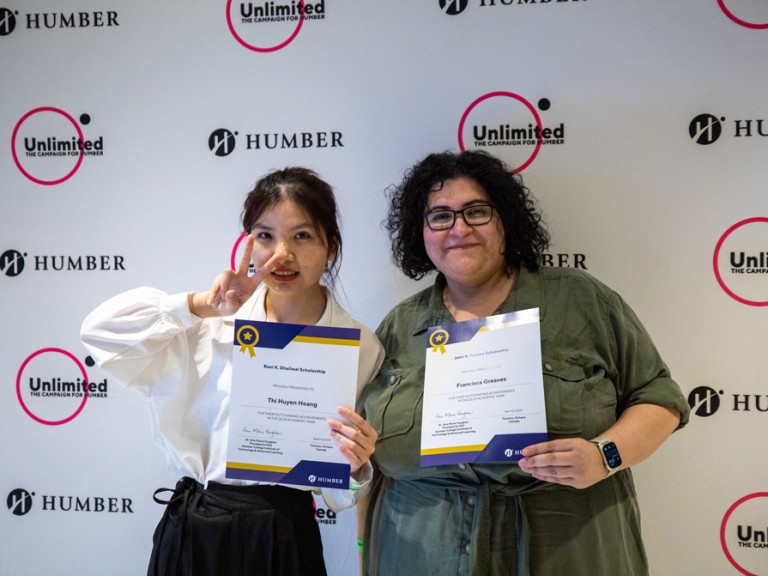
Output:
top-left (151, 477), bottom-right (198, 576)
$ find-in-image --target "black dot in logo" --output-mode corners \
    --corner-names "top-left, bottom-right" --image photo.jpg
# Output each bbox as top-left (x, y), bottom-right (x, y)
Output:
top-left (80, 114), bottom-right (91, 125)
top-left (538, 99), bottom-right (551, 111)
top-left (85, 356), bottom-right (96, 368)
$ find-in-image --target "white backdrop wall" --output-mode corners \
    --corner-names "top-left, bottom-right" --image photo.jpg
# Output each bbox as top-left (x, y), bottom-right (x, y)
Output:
top-left (2, 2), bottom-right (767, 575)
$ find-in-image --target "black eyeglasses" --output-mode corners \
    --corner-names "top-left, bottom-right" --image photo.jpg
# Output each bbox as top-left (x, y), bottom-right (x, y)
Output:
top-left (424, 204), bottom-right (496, 231)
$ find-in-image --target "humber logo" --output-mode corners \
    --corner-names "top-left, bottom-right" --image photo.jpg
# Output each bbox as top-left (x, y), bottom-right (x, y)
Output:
top-left (689, 114), bottom-right (723, 145)
top-left (688, 386), bottom-right (721, 417)
top-left (7, 489), bottom-right (33, 516)
top-left (1, 250), bottom-right (126, 276)
top-left (209, 128), bottom-right (237, 157)
top-left (688, 386), bottom-right (768, 416)
top-left (439, 0), bottom-right (470, 15)
top-left (6, 488), bottom-right (134, 515)
top-left (208, 127), bottom-right (344, 157)
top-left (0, 8), bottom-right (118, 33)
top-left (1, 250), bottom-right (25, 277)
top-left (0, 7), bottom-right (17, 35)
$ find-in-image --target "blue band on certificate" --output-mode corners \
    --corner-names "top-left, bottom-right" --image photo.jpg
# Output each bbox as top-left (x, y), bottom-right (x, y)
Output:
top-left (420, 432), bottom-right (549, 466)
top-left (226, 460), bottom-right (351, 489)
top-left (235, 320), bottom-right (360, 351)
top-left (424, 308), bottom-right (540, 352)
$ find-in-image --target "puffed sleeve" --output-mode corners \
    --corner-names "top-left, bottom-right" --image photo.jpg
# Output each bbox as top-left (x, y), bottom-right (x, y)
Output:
top-left (80, 287), bottom-right (199, 395)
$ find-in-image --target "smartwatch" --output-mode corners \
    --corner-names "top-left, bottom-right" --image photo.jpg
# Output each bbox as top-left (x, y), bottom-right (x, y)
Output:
top-left (590, 437), bottom-right (622, 477)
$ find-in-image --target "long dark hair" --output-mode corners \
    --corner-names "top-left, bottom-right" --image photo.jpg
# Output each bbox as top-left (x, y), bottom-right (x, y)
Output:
top-left (384, 150), bottom-right (550, 280)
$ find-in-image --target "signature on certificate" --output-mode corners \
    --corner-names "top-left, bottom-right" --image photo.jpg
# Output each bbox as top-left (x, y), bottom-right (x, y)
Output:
top-left (243, 426), bottom-right (283, 438)
top-left (435, 410), bottom-right (474, 420)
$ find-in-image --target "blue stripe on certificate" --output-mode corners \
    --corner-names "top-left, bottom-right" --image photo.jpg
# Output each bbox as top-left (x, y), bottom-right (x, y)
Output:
top-left (226, 460), bottom-right (351, 488)
top-left (420, 432), bottom-right (549, 466)
top-left (235, 320), bottom-right (360, 350)
top-left (425, 308), bottom-right (540, 351)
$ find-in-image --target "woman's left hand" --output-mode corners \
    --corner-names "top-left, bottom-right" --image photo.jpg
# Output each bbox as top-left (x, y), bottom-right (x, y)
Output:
top-left (328, 406), bottom-right (378, 480)
top-left (518, 438), bottom-right (608, 489)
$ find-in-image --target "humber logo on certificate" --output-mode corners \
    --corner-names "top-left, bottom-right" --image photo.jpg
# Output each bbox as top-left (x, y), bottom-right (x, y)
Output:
top-left (420, 308), bottom-right (548, 467)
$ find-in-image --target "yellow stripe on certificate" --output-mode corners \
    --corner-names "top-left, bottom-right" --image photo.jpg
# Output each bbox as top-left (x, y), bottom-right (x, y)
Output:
top-left (226, 462), bottom-right (293, 474)
top-left (420, 444), bottom-right (487, 456)
top-left (293, 336), bottom-right (360, 346)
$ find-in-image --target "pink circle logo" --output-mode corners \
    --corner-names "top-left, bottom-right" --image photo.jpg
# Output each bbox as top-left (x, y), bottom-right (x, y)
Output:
top-left (713, 217), bottom-right (768, 306)
top-left (231, 230), bottom-right (249, 271)
top-left (458, 92), bottom-right (545, 173)
top-left (16, 348), bottom-right (90, 426)
top-left (11, 107), bottom-right (85, 185)
top-left (718, 0), bottom-right (768, 29)
top-left (226, 0), bottom-right (306, 52)
top-left (720, 492), bottom-right (768, 575)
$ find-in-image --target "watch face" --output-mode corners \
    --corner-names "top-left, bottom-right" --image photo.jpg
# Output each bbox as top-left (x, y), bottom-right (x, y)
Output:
top-left (601, 441), bottom-right (622, 469)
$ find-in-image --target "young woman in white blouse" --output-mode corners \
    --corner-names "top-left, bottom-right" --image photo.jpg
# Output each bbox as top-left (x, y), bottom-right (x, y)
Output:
top-left (81, 167), bottom-right (384, 576)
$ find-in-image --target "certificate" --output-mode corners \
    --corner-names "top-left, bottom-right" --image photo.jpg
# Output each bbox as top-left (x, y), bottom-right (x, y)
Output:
top-left (420, 308), bottom-right (548, 467)
top-left (226, 319), bottom-right (360, 488)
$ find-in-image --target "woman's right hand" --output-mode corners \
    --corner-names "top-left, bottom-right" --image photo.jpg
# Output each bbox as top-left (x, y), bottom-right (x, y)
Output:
top-left (189, 234), bottom-right (280, 317)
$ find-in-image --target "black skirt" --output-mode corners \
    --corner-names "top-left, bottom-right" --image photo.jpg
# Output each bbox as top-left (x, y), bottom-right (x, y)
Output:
top-left (148, 477), bottom-right (327, 576)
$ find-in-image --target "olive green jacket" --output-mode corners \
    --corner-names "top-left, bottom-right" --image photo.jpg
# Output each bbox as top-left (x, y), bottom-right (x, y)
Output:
top-left (363, 267), bottom-right (690, 576)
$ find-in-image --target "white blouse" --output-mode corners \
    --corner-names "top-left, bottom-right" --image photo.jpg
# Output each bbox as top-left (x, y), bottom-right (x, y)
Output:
top-left (80, 284), bottom-right (384, 512)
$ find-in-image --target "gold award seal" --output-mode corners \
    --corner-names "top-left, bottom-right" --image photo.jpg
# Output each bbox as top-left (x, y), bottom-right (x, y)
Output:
top-left (236, 325), bottom-right (259, 358)
top-left (429, 329), bottom-right (449, 355)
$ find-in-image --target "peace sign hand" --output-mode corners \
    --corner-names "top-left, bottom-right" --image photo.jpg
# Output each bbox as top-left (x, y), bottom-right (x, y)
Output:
top-left (190, 235), bottom-right (281, 317)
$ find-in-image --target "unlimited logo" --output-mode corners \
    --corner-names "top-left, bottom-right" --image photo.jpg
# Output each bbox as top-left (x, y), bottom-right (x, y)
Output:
top-left (15, 348), bottom-right (106, 426)
top-left (713, 218), bottom-right (768, 306)
top-left (458, 93), bottom-right (565, 173)
top-left (226, 0), bottom-right (326, 52)
top-left (11, 108), bottom-right (104, 185)
top-left (721, 493), bottom-right (768, 575)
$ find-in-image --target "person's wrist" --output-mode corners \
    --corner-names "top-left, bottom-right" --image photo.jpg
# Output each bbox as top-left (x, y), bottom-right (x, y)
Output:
top-left (188, 291), bottom-right (217, 317)
top-left (350, 463), bottom-right (365, 482)
top-left (590, 437), bottom-right (622, 477)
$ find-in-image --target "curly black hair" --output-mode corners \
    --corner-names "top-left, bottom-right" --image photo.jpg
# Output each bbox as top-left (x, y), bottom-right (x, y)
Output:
top-left (384, 150), bottom-right (550, 280)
